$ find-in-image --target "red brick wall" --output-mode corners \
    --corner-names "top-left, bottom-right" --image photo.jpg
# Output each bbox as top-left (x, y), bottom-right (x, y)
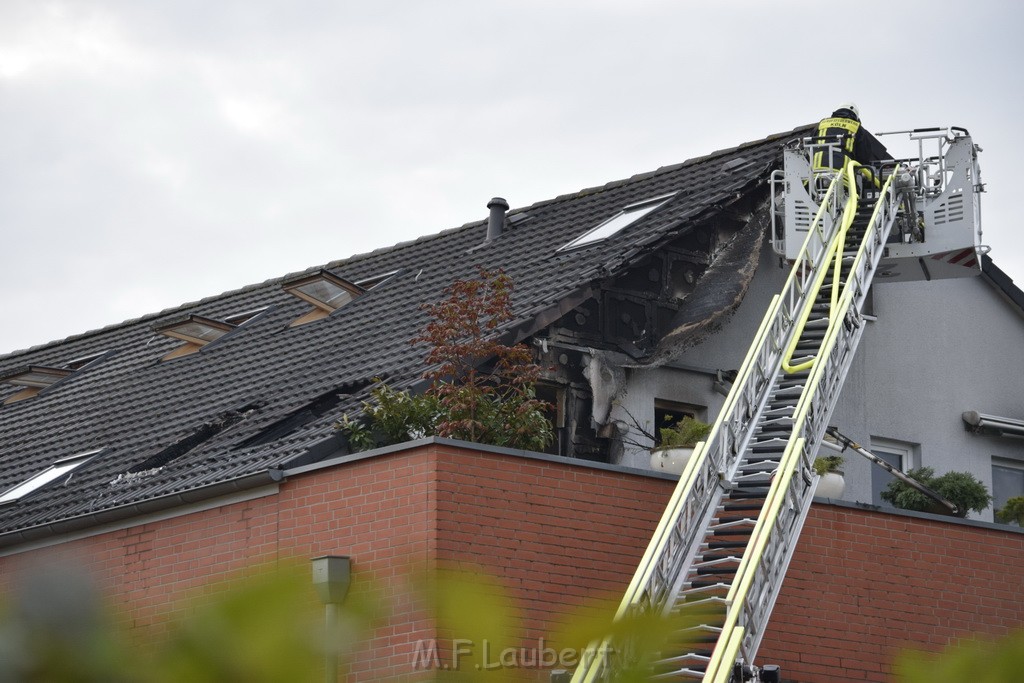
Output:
top-left (433, 445), bottom-right (670, 635)
top-left (760, 503), bottom-right (1024, 682)
top-left (0, 448), bottom-right (441, 681)
top-left (2, 441), bottom-right (1023, 682)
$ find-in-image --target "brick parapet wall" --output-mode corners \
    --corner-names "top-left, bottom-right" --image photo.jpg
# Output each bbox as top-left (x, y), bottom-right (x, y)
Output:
top-left (0, 448), bottom-right (441, 681)
top-left (759, 503), bottom-right (1024, 682)
top-left (432, 445), bottom-right (671, 654)
top-left (1, 441), bottom-right (1022, 681)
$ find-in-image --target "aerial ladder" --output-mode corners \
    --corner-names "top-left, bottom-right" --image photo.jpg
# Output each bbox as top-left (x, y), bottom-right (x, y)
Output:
top-left (570, 127), bottom-right (985, 683)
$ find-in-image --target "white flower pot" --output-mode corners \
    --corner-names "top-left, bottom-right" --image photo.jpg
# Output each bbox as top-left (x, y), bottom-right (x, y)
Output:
top-left (815, 472), bottom-right (845, 499)
top-left (650, 447), bottom-right (695, 475)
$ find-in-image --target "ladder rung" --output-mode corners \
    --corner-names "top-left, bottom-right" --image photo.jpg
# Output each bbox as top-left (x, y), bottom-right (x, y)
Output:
top-left (708, 518), bottom-right (755, 531)
top-left (650, 667), bottom-right (706, 680)
top-left (615, 186), bottom-right (898, 683)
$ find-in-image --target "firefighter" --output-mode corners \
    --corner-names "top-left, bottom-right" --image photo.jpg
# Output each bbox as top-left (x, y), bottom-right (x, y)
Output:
top-left (813, 103), bottom-right (879, 187)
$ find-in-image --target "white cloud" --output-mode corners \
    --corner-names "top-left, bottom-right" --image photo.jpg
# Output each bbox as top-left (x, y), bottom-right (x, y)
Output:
top-left (0, 0), bottom-right (1022, 354)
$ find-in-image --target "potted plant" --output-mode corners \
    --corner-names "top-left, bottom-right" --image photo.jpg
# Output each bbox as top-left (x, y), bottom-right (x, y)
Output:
top-left (813, 454), bottom-right (845, 499)
top-left (649, 416), bottom-right (712, 474)
top-left (880, 466), bottom-right (992, 518)
top-left (995, 496), bottom-right (1024, 526)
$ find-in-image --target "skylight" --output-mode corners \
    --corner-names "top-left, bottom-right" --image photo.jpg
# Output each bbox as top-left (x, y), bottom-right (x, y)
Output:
top-left (283, 270), bottom-right (365, 326)
top-left (354, 270), bottom-right (400, 290)
top-left (224, 307), bottom-right (270, 326)
top-left (558, 193), bottom-right (676, 251)
top-left (1, 365), bottom-right (73, 404)
top-left (65, 351), bottom-right (109, 371)
top-left (0, 448), bottom-right (103, 505)
top-left (154, 315), bottom-right (237, 360)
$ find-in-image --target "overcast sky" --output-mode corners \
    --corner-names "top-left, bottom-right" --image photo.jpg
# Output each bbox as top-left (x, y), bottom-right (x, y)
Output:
top-left (2, 1), bottom-right (1021, 355)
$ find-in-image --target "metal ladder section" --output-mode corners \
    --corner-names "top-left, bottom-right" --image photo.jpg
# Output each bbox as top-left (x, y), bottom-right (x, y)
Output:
top-left (572, 160), bottom-right (904, 683)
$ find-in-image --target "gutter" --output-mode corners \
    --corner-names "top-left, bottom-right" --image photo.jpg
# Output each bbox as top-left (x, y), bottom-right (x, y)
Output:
top-left (0, 468), bottom-right (285, 552)
top-left (981, 254), bottom-right (1024, 319)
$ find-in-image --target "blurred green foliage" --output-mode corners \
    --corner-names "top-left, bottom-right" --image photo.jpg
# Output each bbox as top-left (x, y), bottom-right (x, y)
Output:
top-left (24, 557), bottom-right (1024, 683)
top-left (0, 560), bottom-right (700, 682)
top-left (0, 560), bottom-right (376, 683)
top-left (897, 629), bottom-right (1024, 683)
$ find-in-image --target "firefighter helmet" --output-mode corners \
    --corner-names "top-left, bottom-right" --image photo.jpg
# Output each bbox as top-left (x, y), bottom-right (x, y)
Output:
top-left (836, 102), bottom-right (860, 120)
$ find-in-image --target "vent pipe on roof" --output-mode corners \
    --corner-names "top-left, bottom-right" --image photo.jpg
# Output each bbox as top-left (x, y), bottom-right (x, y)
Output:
top-left (486, 197), bottom-right (509, 241)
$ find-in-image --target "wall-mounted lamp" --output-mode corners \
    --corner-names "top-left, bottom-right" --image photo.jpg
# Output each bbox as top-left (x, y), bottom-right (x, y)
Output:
top-left (312, 555), bottom-right (352, 683)
top-left (312, 555), bottom-right (352, 605)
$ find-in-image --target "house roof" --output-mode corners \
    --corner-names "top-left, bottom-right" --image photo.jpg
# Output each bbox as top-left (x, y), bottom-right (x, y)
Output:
top-left (0, 125), bottom-right (815, 542)
top-left (981, 254), bottom-right (1024, 317)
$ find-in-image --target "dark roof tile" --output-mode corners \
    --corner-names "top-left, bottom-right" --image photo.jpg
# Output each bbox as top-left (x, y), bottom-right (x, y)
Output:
top-left (0, 125), bottom-right (814, 537)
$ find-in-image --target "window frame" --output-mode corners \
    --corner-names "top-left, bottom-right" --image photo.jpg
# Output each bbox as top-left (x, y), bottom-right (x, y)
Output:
top-left (0, 448), bottom-right (104, 505)
top-left (653, 399), bottom-right (706, 447)
top-left (870, 437), bottom-right (917, 506)
top-left (557, 193), bottom-right (676, 252)
top-left (283, 270), bottom-right (366, 326)
top-left (991, 457), bottom-right (1024, 522)
top-left (0, 365), bottom-right (75, 404)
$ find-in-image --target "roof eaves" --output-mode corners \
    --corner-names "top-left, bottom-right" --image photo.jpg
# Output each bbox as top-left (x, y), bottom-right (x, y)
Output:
top-left (0, 469), bottom-right (284, 552)
top-left (981, 254), bottom-right (1024, 317)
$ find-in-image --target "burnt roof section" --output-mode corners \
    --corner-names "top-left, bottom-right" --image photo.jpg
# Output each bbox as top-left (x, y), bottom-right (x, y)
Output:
top-left (0, 126), bottom-right (812, 540)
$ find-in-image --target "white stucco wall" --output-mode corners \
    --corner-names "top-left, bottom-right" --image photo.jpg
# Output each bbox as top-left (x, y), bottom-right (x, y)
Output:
top-left (616, 238), bottom-right (1024, 520)
top-left (850, 274), bottom-right (1024, 518)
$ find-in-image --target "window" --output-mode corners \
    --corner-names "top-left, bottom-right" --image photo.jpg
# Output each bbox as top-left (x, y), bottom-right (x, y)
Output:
top-left (224, 307), bottom-right (270, 326)
top-left (354, 270), bottom-right (400, 290)
top-left (0, 449), bottom-right (103, 504)
top-left (0, 365), bottom-right (73, 404)
top-left (654, 400), bottom-right (703, 447)
top-left (870, 438), bottom-right (916, 505)
top-left (992, 458), bottom-right (1024, 523)
top-left (558, 193), bottom-right (676, 251)
top-left (283, 270), bottom-right (365, 326)
top-left (154, 315), bottom-right (236, 361)
top-left (65, 351), bottom-right (109, 371)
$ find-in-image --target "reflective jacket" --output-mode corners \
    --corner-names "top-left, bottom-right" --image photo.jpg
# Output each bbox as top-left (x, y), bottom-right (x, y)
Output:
top-left (813, 114), bottom-right (861, 172)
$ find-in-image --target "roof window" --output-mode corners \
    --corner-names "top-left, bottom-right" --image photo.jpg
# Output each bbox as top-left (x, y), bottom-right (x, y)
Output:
top-left (154, 315), bottom-right (236, 361)
top-left (283, 270), bottom-right (365, 326)
top-left (558, 193), bottom-right (676, 251)
top-left (354, 270), bottom-right (400, 290)
top-left (224, 306), bottom-right (270, 326)
top-left (0, 448), bottom-right (103, 504)
top-left (65, 351), bottom-right (109, 371)
top-left (1, 365), bottom-right (73, 404)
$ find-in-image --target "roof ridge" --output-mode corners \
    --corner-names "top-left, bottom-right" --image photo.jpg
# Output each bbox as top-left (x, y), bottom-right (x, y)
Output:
top-left (322, 124), bottom-right (814, 269)
top-left (0, 124), bottom-right (813, 363)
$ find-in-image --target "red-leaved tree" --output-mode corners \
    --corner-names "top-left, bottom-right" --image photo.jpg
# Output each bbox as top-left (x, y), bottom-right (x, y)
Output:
top-left (415, 268), bottom-right (552, 451)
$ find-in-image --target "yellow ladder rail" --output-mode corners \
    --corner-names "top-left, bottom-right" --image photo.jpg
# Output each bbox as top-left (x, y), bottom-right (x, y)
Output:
top-left (704, 164), bottom-right (903, 679)
top-left (570, 147), bottom-right (902, 682)
top-left (781, 160), bottom-right (860, 374)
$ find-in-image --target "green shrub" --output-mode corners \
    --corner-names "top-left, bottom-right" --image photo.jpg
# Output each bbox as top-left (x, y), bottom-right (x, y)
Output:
top-left (337, 382), bottom-right (441, 451)
top-left (813, 455), bottom-right (844, 476)
top-left (881, 466), bottom-right (992, 518)
top-left (656, 417), bottom-right (712, 450)
top-left (995, 496), bottom-right (1024, 526)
